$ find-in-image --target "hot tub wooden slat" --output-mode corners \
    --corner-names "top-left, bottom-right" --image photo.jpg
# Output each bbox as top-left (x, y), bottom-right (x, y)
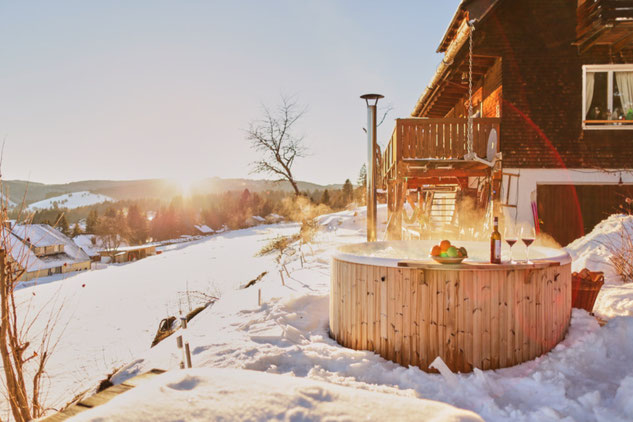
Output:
top-left (402, 271), bottom-right (411, 367)
top-left (482, 272), bottom-right (492, 370)
top-left (419, 271), bottom-right (429, 369)
top-left (410, 272), bottom-right (419, 367)
top-left (490, 272), bottom-right (499, 369)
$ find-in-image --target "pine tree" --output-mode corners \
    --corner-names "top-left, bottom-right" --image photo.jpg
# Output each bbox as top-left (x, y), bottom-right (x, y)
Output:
top-left (127, 204), bottom-right (148, 245)
top-left (71, 223), bottom-right (82, 238)
top-left (357, 164), bottom-right (367, 188)
top-left (321, 189), bottom-right (330, 205)
top-left (342, 179), bottom-right (354, 204)
top-left (56, 213), bottom-right (70, 236)
top-left (86, 210), bottom-right (99, 233)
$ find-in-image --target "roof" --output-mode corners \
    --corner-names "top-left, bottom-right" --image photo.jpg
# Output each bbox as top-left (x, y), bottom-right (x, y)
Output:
top-left (411, 0), bottom-right (502, 117)
top-left (99, 244), bottom-right (157, 253)
top-left (437, 0), bottom-right (501, 52)
top-left (4, 225), bottom-right (90, 273)
top-left (12, 224), bottom-right (67, 247)
top-left (194, 224), bottom-right (214, 234)
top-left (74, 234), bottom-right (130, 257)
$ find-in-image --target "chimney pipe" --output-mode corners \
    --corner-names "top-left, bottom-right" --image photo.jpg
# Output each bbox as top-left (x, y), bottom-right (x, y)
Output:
top-left (361, 93), bottom-right (384, 242)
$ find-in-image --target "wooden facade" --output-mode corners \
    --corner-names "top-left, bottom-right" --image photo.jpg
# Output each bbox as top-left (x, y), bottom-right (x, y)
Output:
top-left (381, 0), bottom-right (633, 244)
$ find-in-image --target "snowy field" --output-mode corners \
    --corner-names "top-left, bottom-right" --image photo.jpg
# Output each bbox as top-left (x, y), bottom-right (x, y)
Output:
top-left (27, 191), bottom-right (112, 211)
top-left (5, 207), bottom-right (633, 421)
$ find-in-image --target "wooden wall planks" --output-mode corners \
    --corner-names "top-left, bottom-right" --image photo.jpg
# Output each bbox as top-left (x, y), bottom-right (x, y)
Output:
top-left (330, 259), bottom-right (571, 373)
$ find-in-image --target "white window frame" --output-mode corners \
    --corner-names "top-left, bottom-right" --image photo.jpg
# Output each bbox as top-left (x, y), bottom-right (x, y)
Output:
top-left (582, 64), bottom-right (633, 130)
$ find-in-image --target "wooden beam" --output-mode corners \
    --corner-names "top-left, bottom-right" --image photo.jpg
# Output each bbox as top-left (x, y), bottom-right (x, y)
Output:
top-left (612, 31), bottom-right (633, 53)
top-left (578, 25), bottom-right (609, 54)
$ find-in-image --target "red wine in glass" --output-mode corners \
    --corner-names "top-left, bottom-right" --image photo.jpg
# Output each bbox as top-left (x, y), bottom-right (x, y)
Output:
top-left (506, 239), bottom-right (517, 247)
top-left (520, 225), bottom-right (536, 263)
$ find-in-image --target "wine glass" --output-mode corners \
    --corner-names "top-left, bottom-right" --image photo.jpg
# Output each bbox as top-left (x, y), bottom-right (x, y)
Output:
top-left (504, 225), bottom-right (517, 264)
top-left (520, 225), bottom-right (536, 264)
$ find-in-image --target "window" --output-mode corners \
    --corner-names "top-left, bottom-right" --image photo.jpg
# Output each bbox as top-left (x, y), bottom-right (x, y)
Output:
top-left (583, 64), bottom-right (633, 129)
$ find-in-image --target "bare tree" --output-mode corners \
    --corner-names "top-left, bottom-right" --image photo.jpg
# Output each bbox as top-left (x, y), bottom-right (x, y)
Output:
top-left (0, 180), bottom-right (65, 421)
top-left (95, 210), bottom-right (128, 262)
top-left (247, 95), bottom-right (308, 196)
top-left (361, 103), bottom-right (394, 134)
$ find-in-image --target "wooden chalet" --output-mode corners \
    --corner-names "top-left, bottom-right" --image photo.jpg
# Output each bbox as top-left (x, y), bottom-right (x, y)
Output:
top-left (381, 0), bottom-right (633, 245)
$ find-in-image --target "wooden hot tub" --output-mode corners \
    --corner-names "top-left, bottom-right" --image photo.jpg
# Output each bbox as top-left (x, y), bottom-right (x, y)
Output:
top-left (330, 240), bottom-right (572, 373)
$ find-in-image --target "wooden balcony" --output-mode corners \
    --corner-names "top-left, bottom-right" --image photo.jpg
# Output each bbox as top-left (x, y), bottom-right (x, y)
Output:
top-left (576, 0), bottom-right (633, 53)
top-left (381, 117), bottom-right (500, 185)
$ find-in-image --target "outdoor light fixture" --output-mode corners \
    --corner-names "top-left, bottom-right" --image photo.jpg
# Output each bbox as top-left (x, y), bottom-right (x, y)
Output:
top-left (361, 93), bottom-right (384, 242)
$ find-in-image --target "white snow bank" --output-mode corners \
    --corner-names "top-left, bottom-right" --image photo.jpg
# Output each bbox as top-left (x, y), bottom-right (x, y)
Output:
top-left (565, 214), bottom-right (633, 318)
top-left (27, 191), bottom-right (112, 210)
top-left (71, 368), bottom-right (483, 422)
top-left (566, 214), bottom-right (633, 281)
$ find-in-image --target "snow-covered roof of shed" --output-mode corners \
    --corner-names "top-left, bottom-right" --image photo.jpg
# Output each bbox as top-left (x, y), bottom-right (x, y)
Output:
top-left (194, 224), bottom-right (214, 234)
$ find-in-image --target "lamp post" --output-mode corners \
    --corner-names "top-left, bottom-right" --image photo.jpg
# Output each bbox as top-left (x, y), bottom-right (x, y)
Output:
top-left (361, 93), bottom-right (384, 242)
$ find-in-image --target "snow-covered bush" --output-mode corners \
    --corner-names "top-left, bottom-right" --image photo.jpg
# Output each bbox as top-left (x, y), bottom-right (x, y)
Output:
top-left (605, 220), bottom-right (633, 283)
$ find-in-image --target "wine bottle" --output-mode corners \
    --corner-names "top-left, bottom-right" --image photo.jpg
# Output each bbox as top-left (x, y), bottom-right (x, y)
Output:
top-left (490, 216), bottom-right (501, 264)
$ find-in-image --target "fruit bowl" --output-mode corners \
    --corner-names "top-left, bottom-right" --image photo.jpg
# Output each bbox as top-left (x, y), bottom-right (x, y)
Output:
top-left (430, 256), bottom-right (467, 265)
top-left (430, 240), bottom-right (468, 264)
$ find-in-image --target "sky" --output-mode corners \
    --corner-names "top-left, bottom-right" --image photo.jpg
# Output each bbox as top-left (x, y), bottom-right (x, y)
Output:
top-left (0, 0), bottom-right (460, 186)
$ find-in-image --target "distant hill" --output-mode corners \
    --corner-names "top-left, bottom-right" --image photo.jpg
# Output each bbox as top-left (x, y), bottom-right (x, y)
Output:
top-left (27, 191), bottom-right (113, 211)
top-left (3, 178), bottom-right (343, 207)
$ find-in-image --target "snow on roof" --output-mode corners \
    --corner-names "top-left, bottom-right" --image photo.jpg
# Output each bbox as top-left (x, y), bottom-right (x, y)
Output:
top-left (100, 244), bottom-right (157, 253)
top-left (27, 191), bottom-right (113, 211)
top-left (4, 225), bottom-right (90, 272)
top-left (74, 234), bottom-right (130, 257)
top-left (194, 224), bottom-right (214, 234)
top-left (12, 224), bottom-right (68, 247)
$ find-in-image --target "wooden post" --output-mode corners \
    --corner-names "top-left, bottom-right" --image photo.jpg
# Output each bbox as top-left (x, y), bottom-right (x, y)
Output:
top-left (258, 288), bottom-right (262, 306)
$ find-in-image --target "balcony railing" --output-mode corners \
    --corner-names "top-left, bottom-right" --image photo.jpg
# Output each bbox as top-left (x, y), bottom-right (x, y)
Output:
top-left (381, 117), bottom-right (500, 182)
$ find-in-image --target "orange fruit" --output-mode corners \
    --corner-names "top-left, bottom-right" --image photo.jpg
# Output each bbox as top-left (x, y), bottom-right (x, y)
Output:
top-left (431, 245), bottom-right (442, 256)
top-left (440, 240), bottom-right (451, 252)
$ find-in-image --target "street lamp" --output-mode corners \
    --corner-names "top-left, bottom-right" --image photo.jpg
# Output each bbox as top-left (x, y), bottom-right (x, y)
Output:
top-left (361, 93), bottom-right (384, 242)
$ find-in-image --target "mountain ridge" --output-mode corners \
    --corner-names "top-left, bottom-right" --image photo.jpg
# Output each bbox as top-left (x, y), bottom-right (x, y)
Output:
top-left (3, 178), bottom-right (345, 206)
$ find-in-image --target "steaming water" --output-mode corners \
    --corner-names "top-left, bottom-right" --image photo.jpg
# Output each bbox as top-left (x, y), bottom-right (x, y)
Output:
top-left (335, 240), bottom-right (570, 267)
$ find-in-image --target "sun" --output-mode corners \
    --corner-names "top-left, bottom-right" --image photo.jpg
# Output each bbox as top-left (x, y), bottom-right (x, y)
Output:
top-left (172, 175), bottom-right (198, 197)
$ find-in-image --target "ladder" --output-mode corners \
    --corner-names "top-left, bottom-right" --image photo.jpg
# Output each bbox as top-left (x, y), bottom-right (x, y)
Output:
top-left (428, 187), bottom-right (458, 231)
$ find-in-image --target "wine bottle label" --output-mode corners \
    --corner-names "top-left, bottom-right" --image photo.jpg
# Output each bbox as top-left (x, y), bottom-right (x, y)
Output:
top-left (494, 240), bottom-right (501, 261)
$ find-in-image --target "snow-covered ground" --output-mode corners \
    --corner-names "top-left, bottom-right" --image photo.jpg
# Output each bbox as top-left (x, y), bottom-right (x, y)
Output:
top-left (27, 191), bottom-right (112, 211)
top-left (6, 207), bottom-right (633, 421)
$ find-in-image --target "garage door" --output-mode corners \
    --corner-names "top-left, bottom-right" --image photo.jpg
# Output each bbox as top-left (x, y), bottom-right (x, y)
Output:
top-left (537, 184), bottom-right (633, 246)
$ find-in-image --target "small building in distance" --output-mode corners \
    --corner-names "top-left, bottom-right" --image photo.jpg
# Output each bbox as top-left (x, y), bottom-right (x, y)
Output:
top-left (194, 224), bottom-right (214, 236)
top-left (245, 215), bottom-right (266, 227)
top-left (9, 224), bottom-right (91, 280)
top-left (73, 234), bottom-right (130, 261)
top-left (98, 244), bottom-right (157, 264)
top-left (265, 213), bottom-right (284, 224)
